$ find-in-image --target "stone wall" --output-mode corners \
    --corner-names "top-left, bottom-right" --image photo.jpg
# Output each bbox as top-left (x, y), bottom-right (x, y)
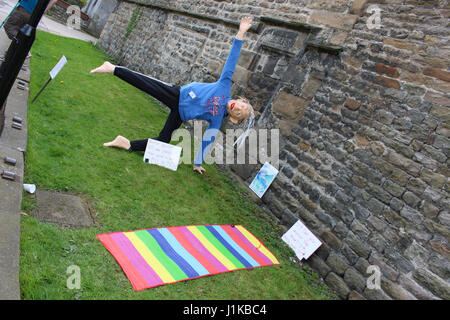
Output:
top-left (98, 0), bottom-right (450, 300)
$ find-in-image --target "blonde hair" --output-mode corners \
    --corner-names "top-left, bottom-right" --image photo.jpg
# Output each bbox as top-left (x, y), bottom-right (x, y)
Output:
top-left (233, 97), bottom-right (255, 149)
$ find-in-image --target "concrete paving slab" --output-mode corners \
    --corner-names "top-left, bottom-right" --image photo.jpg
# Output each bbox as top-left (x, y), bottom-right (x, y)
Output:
top-left (34, 189), bottom-right (93, 228)
top-left (0, 144), bottom-right (23, 300)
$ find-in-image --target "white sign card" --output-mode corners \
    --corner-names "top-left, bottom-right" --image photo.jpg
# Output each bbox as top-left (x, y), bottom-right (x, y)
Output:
top-left (249, 162), bottom-right (279, 198)
top-left (143, 139), bottom-right (182, 171)
top-left (50, 56), bottom-right (68, 79)
top-left (282, 220), bottom-right (322, 261)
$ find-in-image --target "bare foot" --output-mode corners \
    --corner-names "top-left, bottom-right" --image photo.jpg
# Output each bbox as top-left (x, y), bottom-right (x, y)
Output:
top-left (103, 135), bottom-right (131, 150)
top-left (90, 61), bottom-right (116, 74)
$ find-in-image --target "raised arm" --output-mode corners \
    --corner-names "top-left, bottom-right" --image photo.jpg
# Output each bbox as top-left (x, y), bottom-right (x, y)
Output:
top-left (193, 17), bottom-right (253, 175)
top-left (218, 17), bottom-right (253, 84)
top-left (236, 16), bottom-right (253, 40)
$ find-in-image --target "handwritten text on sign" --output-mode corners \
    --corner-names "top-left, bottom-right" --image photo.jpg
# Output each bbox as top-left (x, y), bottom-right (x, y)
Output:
top-left (282, 220), bottom-right (322, 261)
top-left (143, 139), bottom-right (182, 171)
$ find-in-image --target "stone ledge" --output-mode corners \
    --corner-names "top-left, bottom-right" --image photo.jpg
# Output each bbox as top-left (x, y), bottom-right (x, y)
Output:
top-left (259, 16), bottom-right (322, 33)
top-left (124, 0), bottom-right (328, 37)
top-left (124, 0), bottom-right (262, 33)
top-left (306, 40), bottom-right (344, 55)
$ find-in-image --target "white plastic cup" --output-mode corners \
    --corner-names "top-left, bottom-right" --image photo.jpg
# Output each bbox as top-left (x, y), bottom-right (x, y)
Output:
top-left (23, 184), bottom-right (36, 194)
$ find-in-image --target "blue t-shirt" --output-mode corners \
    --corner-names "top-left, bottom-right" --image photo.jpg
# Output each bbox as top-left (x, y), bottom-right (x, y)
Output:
top-left (179, 38), bottom-right (243, 166)
top-left (19, 0), bottom-right (38, 13)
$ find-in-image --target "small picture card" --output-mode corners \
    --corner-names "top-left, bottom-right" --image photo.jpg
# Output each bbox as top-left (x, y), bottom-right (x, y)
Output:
top-left (282, 220), bottom-right (322, 261)
top-left (143, 139), bottom-right (182, 171)
top-left (249, 162), bottom-right (279, 198)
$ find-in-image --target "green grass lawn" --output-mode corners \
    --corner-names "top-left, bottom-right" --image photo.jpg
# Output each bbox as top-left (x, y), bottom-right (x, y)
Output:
top-left (20, 30), bottom-right (336, 300)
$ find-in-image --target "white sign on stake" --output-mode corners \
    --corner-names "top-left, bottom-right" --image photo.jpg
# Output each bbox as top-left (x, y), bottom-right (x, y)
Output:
top-left (143, 139), bottom-right (182, 171)
top-left (50, 55), bottom-right (68, 79)
top-left (32, 56), bottom-right (69, 104)
top-left (282, 220), bottom-right (322, 261)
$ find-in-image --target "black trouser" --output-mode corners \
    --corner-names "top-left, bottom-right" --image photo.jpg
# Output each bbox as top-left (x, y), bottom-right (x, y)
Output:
top-left (4, 5), bottom-right (32, 41)
top-left (114, 67), bottom-right (182, 151)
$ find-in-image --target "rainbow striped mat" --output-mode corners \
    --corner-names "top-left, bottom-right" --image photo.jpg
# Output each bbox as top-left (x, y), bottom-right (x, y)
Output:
top-left (97, 225), bottom-right (280, 291)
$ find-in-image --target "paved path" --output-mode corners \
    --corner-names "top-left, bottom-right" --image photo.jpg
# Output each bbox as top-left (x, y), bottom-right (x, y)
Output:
top-left (0, 0), bottom-right (98, 300)
top-left (0, 0), bottom-right (98, 44)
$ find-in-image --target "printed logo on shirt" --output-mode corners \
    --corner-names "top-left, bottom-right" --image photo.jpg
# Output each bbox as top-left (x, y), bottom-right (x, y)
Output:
top-left (206, 96), bottom-right (226, 116)
top-left (189, 91), bottom-right (197, 99)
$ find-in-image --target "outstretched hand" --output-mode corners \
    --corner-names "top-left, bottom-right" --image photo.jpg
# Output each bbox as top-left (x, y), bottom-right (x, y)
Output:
top-left (193, 165), bottom-right (206, 175)
top-left (239, 16), bottom-right (253, 33)
top-left (236, 16), bottom-right (253, 40)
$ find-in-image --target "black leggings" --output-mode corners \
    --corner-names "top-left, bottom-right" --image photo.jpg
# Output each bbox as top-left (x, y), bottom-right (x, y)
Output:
top-left (114, 67), bottom-right (182, 151)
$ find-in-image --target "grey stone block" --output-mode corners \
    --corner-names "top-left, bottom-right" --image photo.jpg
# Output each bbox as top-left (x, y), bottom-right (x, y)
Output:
top-left (326, 252), bottom-right (350, 276)
top-left (398, 274), bottom-right (438, 300)
top-left (384, 248), bottom-right (415, 274)
top-left (400, 206), bottom-right (424, 224)
top-left (428, 254), bottom-right (450, 280)
top-left (350, 219), bottom-right (370, 240)
top-left (363, 287), bottom-right (392, 300)
top-left (346, 231), bottom-right (372, 259)
top-left (333, 221), bottom-right (349, 238)
top-left (368, 252), bottom-right (399, 282)
top-left (381, 277), bottom-right (417, 300)
top-left (368, 234), bottom-right (387, 253)
top-left (437, 211), bottom-right (450, 227)
top-left (306, 255), bottom-right (331, 278)
top-left (354, 257), bottom-right (371, 276)
top-left (348, 290), bottom-right (366, 300)
top-left (389, 197), bottom-right (404, 212)
top-left (419, 201), bottom-right (440, 218)
top-left (344, 267), bottom-right (366, 292)
top-left (325, 272), bottom-right (350, 299)
top-left (383, 179), bottom-right (405, 198)
top-left (341, 244), bottom-right (359, 265)
top-left (413, 268), bottom-right (450, 300)
top-left (402, 191), bottom-right (421, 208)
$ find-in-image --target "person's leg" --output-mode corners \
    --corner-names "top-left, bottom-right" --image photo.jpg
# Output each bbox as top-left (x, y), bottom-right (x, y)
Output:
top-left (103, 135), bottom-right (130, 150)
top-left (4, 6), bottom-right (31, 41)
top-left (95, 63), bottom-right (183, 150)
top-left (90, 61), bottom-right (115, 74)
top-left (115, 66), bottom-right (181, 112)
top-left (104, 107), bottom-right (183, 151)
top-left (131, 108), bottom-right (183, 150)
top-left (91, 62), bottom-right (180, 112)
